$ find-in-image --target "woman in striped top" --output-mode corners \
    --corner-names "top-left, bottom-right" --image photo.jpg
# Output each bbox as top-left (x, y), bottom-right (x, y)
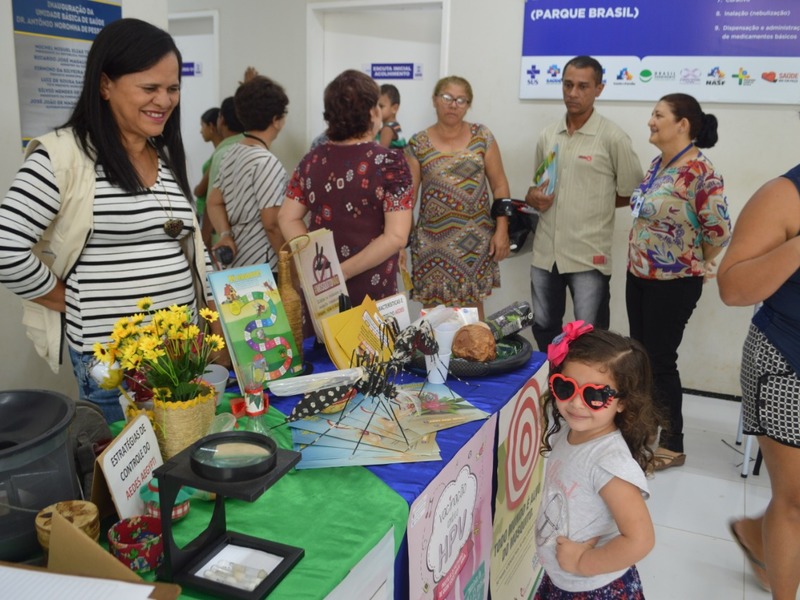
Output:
top-left (0, 19), bottom-right (218, 422)
top-left (206, 75), bottom-right (289, 271)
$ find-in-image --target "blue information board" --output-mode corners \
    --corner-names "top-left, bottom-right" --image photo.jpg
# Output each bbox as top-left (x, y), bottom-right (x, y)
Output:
top-left (520, 0), bottom-right (800, 104)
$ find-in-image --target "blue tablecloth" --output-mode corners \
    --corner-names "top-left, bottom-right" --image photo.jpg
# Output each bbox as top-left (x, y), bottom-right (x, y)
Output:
top-left (268, 339), bottom-right (547, 600)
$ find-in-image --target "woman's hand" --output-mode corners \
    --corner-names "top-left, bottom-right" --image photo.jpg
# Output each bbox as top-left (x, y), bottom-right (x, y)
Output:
top-left (398, 248), bottom-right (408, 270)
top-left (210, 235), bottom-right (237, 269)
top-left (489, 224), bottom-right (510, 262)
top-left (702, 258), bottom-right (717, 283)
top-left (555, 535), bottom-right (600, 575)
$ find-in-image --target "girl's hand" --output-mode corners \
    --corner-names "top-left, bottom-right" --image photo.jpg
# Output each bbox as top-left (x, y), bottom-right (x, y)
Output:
top-left (555, 535), bottom-right (600, 575)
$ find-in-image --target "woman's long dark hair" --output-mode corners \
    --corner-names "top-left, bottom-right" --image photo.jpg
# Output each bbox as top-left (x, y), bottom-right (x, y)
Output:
top-left (62, 18), bottom-right (190, 198)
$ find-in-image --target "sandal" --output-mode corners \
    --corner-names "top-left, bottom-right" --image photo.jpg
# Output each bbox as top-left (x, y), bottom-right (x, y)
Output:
top-left (729, 519), bottom-right (770, 592)
top-left (652, 450), bottom-right (686, 471)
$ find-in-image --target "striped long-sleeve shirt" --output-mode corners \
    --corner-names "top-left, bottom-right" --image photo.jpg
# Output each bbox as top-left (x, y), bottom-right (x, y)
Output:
top-left (0, 148), bottom-right (213, 354)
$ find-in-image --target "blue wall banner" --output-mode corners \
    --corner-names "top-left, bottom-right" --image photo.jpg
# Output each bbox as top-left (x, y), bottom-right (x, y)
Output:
top-left (520, 0), bottom-right (800, 104)
top-left (13, 0), bottom-right (121, 146)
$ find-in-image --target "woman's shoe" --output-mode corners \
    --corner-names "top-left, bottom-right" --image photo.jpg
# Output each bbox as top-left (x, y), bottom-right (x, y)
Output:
top-left (729, 519), bottom-right (770, 592)
top-left (652, 449), bottom-right (686, 471)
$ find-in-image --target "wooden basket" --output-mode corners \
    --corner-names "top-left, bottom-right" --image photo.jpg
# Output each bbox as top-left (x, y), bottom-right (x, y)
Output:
top-left (35, 500), bottom-right (100, 557)
top-left (278, 244), bottom-right (304, 362)
top-left (152, 389), bottom-right (216, 460)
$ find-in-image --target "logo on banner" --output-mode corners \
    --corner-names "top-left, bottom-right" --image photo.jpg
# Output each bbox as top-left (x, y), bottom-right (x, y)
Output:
top-left (526, 64), bottom-right (541, 85)
top-left (546, 64), bottom-right (561, 84)
top-left (680, 68), bottom-right (702, 84)
top-left (614, 68), bottom-right (634, 85)
top-left (732, 67), bottom-right (754, 86)
top-left (639, 69), bottom-right (653, 83)
top-left (706, 66), bottom-right (726, 86)
top-left (762, 71), bottom-right (798, 84)
top-left (653, 70), bottom-right (676, 82)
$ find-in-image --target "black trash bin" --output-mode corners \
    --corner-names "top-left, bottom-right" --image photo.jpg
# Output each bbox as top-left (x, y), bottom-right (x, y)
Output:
top-left (0, 390), bottom-right (80, 561)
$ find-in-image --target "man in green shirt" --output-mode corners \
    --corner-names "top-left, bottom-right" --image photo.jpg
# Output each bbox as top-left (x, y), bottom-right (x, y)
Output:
top-left (524, 55), bottom-right (643, 350)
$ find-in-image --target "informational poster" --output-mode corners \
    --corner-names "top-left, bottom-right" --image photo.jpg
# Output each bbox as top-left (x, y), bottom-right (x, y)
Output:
top-left (520, 0), bottom-right (800, 104)
top-left (408, 415), bottom-right (497, 600)
top-left (12, 0), bottom-right (121, 147)
top-left (491, 366), bottom-right (547, 600)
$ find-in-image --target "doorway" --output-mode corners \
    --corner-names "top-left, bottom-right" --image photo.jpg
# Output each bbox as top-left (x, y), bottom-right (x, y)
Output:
top-left (306, 0), bottom-right (449, 145)
top-left (169, 11), bottom-right (220, 191)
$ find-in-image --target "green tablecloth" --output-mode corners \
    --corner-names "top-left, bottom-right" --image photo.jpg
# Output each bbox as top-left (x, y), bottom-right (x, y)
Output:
top-left (109, 394), bottom-right (409, 599)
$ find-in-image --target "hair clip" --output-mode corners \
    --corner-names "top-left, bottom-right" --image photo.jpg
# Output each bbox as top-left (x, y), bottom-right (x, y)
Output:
top-left (547, 320), bottom-right (594, 367)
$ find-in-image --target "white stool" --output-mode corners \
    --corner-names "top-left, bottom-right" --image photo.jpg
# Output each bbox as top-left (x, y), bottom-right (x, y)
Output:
top-left (736, 402), bottom-right (755, 477)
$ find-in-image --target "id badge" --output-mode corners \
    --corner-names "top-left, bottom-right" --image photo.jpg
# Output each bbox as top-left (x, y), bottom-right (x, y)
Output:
top-left (631, 189), bottom-right (645, 219)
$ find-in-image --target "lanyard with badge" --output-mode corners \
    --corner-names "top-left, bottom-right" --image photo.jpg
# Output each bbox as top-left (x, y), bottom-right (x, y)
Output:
top-left (631, 142), bottom-right (694, 218)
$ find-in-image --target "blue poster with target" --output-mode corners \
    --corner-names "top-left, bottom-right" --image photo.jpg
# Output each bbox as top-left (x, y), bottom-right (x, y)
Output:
top-left (208, 264), bottom-right (303, 386)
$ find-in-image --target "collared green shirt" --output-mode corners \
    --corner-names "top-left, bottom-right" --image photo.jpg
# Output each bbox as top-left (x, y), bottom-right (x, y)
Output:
top-left (531, 110), bottom-right (643, 276)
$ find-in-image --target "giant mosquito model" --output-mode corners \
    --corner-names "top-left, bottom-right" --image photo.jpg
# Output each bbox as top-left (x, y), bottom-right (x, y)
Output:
top-left (270, 317), bottom-right (440, 453)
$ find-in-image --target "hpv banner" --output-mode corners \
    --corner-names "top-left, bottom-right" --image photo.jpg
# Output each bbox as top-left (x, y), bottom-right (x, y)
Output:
top-left (520, 0), bottom-right (800, 104)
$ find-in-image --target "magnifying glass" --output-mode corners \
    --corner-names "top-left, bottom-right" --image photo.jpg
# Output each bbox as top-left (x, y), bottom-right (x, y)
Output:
top-left (190, 432), bottom-right (277, 482)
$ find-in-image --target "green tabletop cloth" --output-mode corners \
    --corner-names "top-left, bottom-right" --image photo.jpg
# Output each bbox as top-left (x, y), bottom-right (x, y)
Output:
top-left (109, 394), bottom-right (409, 599)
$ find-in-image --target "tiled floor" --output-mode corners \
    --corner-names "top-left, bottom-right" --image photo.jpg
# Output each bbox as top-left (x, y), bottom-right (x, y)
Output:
top-left (637, 394), bottom-right (787, 599)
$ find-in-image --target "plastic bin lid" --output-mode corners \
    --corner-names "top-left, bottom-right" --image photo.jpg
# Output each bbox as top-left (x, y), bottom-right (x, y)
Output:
top-left (0, 389), bottom-right (76, 458)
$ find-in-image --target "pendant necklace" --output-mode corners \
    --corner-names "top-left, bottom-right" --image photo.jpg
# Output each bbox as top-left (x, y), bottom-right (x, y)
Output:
top-left (242, 132), bottom-right (270, 150)
top-left (149, 148), bottom-right (184, 238)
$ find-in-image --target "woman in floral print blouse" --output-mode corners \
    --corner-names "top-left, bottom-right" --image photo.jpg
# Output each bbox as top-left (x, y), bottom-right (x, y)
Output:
top-left (279, 69), bottom-right (413, 307)
top-left (626, 93), bottom-right (731, 471)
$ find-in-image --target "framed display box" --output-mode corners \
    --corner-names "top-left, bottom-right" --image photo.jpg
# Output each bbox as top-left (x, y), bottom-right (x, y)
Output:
top-left (154, 433), bottom-right (303, 600)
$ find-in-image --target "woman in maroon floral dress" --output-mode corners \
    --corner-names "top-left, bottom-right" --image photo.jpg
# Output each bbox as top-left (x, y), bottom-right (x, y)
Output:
top-left (279, 69), bottom-right (413, 306)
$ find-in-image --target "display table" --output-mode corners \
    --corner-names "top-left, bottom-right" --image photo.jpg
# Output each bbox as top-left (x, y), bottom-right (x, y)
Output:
top-left (109, 339), bottom-right (546, 599)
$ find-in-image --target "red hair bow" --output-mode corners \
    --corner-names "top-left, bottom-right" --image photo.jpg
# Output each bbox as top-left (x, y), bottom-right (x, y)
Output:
top-left (547, 320), bottom-right (594, 367)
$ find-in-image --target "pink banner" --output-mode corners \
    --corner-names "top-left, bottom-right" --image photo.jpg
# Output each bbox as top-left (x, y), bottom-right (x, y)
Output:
top-left (408, 415), bottom-right (497, 600)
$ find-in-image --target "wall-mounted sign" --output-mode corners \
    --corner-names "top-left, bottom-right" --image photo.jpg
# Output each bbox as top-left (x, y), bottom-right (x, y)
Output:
top-left (520, 0), bottom-right (800, 104)
top-left (368, 62), bottom-right (423, 80)
top-left (12, 0), bottom-right (121, 147)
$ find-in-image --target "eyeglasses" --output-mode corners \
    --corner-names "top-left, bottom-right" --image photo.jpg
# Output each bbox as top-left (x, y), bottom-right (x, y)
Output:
top-left (549, 373), bottom-right (617, 411)
top-left (437, 93), bottom-right (470, 107)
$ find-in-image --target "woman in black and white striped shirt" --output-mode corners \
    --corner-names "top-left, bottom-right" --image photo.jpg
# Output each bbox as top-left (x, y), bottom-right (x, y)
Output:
top-left (0, 19), bottom-right (219, 422)
top-left (206, 75), bottom-right (289, 271)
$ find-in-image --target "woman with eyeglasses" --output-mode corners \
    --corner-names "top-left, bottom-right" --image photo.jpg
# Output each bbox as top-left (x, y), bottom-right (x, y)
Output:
top-left (406, 75), bottom-right (511, 320)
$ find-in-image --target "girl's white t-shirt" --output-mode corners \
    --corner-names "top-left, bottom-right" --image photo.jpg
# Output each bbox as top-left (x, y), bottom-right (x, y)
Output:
top-left (534, 427), bottom-right (650, 592)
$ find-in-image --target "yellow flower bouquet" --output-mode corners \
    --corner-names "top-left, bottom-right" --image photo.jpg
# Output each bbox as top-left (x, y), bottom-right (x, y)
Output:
top-left (92, 297), bottom-right (227, 457)
top-left (92, 297), bottom-right (226, 408)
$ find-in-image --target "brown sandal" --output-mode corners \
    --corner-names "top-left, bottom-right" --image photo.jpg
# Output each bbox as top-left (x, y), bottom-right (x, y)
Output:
top-left (729, 519), bottom-right (770, 592)
top-left (652, 450), bottom-right (686, 471)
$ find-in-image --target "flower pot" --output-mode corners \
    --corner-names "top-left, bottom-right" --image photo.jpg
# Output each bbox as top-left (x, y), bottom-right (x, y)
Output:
top-left (152, 388), bottom-right (216, 461)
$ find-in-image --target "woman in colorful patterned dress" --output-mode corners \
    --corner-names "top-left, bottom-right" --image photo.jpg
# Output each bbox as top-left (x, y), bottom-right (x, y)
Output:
top-left (406, 75), bottom-right (511, 320)
top-left (626, 93), bottom-right (731, 470)
top-left (278, 69), bottom-right (413, 306)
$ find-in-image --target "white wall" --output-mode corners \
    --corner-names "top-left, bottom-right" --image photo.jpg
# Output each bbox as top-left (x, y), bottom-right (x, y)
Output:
top-left (0, 0), bottom-right (166, 394)
top-left (1, 0), bottom-right (796, 396)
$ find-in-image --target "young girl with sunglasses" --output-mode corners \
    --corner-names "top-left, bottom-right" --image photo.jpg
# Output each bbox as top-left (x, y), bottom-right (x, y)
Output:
top-left (534, 321), bottom-right (661, 599)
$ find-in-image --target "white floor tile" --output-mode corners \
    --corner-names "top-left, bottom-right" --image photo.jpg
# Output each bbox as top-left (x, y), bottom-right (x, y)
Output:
top-left (648, 469), bottom-right (745, 539)
top-left (638, 525), bottom-right (746, 600)
top-left (641, 393), bottom-right (798, 598)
